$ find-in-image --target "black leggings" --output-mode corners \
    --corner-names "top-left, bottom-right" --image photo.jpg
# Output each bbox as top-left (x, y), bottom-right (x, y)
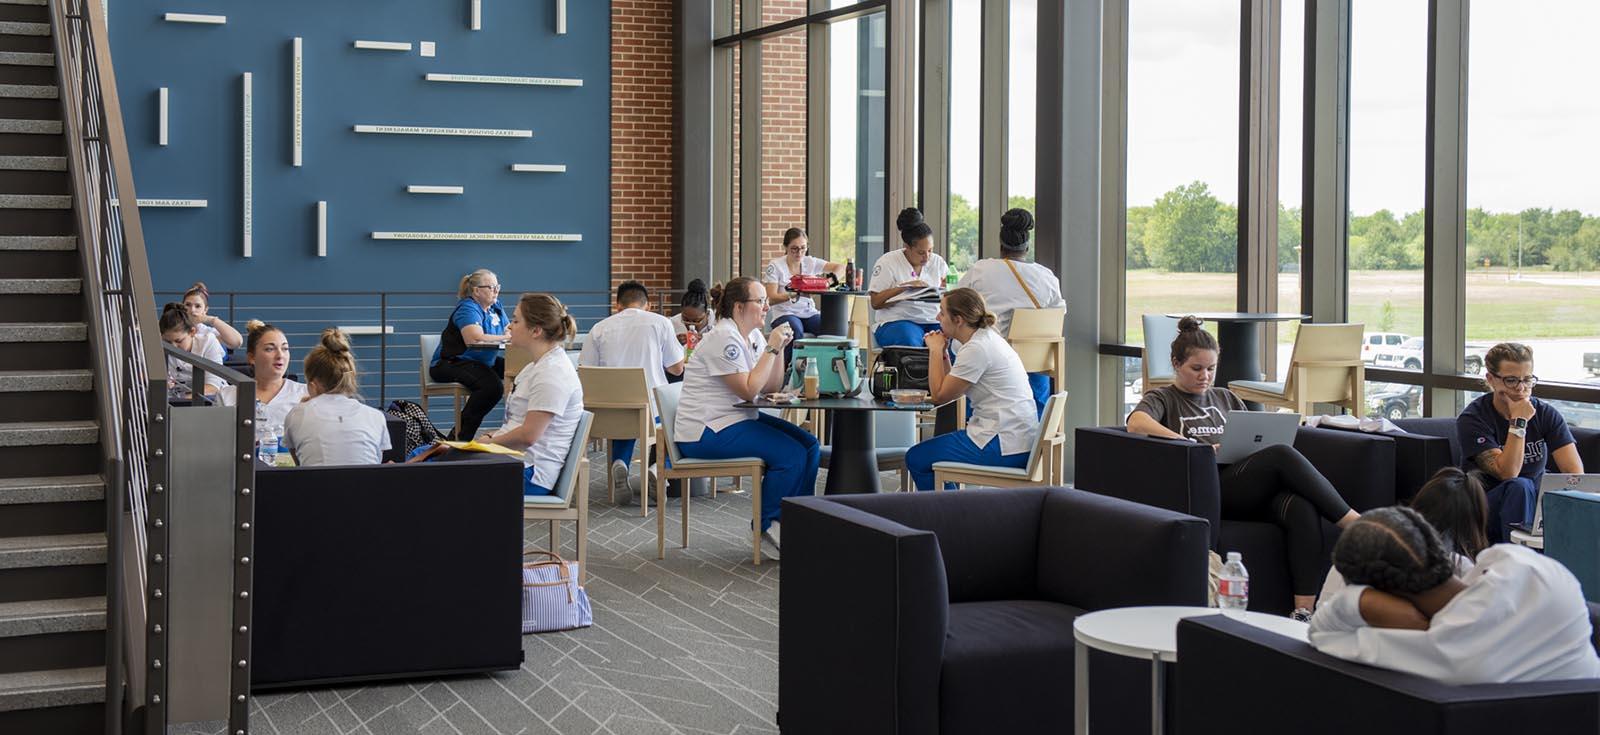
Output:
top-left (428, 357), bottom-right (505, 440)
top-left (1219, 444), bottom-right (1352, 597)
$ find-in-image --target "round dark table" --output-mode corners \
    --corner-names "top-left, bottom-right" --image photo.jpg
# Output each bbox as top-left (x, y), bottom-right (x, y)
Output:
top-left (807, 289), bottom-right (861, 338)
top-left (1165, 312), bottom-right (1310, 394)
top-left (738, 395), bottom-right (956, 494)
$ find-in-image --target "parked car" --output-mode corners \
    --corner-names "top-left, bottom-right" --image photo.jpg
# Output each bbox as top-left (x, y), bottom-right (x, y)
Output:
top-left (1361, 332), bottom-right (1409, 365)
top-left (1585, 351), bottom-right (1600, 376)
top-left (1366, 382), bottom-right (1422, 421)
top-left (1372, 337), bottom-right (1486, 374)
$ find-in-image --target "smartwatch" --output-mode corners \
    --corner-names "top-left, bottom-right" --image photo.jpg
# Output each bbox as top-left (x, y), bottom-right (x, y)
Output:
top-left (765, 346), bottom-right (781, 356)
top-left (1509, 417), bottom-right (1528, 438)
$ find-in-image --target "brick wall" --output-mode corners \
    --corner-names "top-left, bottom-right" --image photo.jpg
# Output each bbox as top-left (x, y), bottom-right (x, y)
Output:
top-left (757, 6), bottom-right (807, 266)
top-left (611, 0), bottom-right (675, 294)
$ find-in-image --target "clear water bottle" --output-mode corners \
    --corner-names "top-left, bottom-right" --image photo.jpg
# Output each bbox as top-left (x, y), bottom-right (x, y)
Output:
top-left (1219, 551), bottom-right (1249, 617)
top-left (254, 403), bottom-right (277, 465)
top-left (273, 425), bottom-right (287, 466)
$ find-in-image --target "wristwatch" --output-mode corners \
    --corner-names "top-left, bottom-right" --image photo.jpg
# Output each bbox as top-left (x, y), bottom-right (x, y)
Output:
top-left (1508, 417), bottom-right (1528, 438)
top-left (765, 346), bottom-right (781, 356)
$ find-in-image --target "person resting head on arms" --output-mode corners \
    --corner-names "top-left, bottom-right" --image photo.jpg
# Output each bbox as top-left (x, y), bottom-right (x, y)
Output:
top-left (1309, 505), bottom-right (1600, 684)
top-left (217, 320), bottom-right (307, 427)
top-left (281, 328), bottom-right (392, 466)
top-left (1316, 467), bottom-right (1487, 607)
top-left (160, 301), bottom-right (226, 396)
top-left (182, 281), bottom-right (243, 350)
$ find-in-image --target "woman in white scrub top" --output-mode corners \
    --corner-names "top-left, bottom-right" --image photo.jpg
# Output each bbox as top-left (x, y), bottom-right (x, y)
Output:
top-left (903, 288), bottom-right (1040, 491)
top-left (159, 302), bottom-right (226, 396)
top-left (182, 281), bottom-right (243, 351)
top-left (869, 208), bottom-right (950, 347)
top-left (674, 277), bottom-right (819, 558)
top-left (480, 293), bottom-right (585, 496)
top-left (956, 208), bottom-right (1063, 414)
top-left (218, 320), bottom-right (308, 428)
top-left (762, 227), bottom-right (846, 363)
top-left (1310, 506), bottom-right (1600, 685)
top-left (282, 328), bottom-right (391, 466)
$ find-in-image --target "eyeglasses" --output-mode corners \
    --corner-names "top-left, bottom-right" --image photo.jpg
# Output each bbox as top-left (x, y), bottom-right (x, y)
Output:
top-left (740, 297), bottom-right (770, 306)
top-left (475, 284), bottom-right (501, 292)
top-left (1489, 372), bottom-right (1539, 389)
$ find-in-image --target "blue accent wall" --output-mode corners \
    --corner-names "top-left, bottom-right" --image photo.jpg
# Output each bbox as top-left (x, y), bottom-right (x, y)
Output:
top-left (110, 0), bottom-right (611, 294)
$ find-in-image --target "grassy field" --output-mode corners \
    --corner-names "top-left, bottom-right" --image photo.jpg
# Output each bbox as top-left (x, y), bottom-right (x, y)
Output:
top-left (1126, 268), bottom-right (1600, 345)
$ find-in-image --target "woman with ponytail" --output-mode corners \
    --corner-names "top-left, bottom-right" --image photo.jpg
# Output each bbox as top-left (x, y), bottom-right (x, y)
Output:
top-left (956, 208), bottom-right (1065, 414)
top-left (160, 302), bottom-right (226, 395)
top-left (479, 293), bottom-right (585, 496)
top-left (1128, 316), bottom-right (1360, 618)
top-left (218, 320), bottom-right (307, 426)
top-left (429, 269), bottom-right (511, 440)
top-left (903, 288), bottom-right (1038, 491)
top-left (181, 281), bottom-right (243, 351)
top-left (1309, 506), bottom-right (1600, 684)
top-left (868, 208), bottom-right (951, 347)
top-left (282, 328), bottom-right (391, 466)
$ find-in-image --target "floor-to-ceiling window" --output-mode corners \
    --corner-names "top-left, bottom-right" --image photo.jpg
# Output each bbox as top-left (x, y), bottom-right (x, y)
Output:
top-left (828, 11), bottom-right (887, 268)
top-left (947, 0), bottom-right (982, 277)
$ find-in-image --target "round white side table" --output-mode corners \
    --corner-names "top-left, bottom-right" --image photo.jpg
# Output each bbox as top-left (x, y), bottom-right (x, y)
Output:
top-left (1510, 528), bottom-right (1545, 550)
top-left (1072, 605), bottom-right (1309, 734)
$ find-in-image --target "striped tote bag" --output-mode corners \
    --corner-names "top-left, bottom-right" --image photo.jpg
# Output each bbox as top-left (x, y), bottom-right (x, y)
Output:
top-left (522, 551), bottom-right (592, 633)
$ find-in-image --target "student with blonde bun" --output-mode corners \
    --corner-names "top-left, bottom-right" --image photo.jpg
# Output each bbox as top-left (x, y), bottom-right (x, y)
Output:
top-left (480, 293), bottom-right (586, 496)
top-left (182, 281), bottom-right (243, 350)
top-left (160, 302), bottom-right (225, 395)
top-left (903, 288), bottom-right (1038, 491)
top-left (283, 328), bottom-right (391, 466)
top-left (218, 320), bottom-right (308, 427)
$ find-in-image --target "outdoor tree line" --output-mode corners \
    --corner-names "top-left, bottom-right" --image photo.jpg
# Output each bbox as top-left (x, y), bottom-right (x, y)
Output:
top-left (832, 180), bottom-right (1600, 273)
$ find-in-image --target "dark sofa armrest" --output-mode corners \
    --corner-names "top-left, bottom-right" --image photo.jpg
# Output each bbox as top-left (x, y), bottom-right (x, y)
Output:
top-left (1035, 489), bottom-right (1209, 610)
top-left (780, 496), bottom-right (947, 735)
top-left (1387, 430), bottom-right (1455, 503)
top-left (1293, 426), bottom-right (1396, 511)
top-left (1176, 616), bottom-right (1600, 735)
top-left (1074, 427), bottom-right (1222, 548)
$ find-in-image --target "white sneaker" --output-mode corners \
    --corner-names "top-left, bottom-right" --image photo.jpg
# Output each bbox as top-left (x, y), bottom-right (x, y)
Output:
top-left (610, 460), bottom-right (630, 499)
top-left (760, 522), bottom-right (781, 559)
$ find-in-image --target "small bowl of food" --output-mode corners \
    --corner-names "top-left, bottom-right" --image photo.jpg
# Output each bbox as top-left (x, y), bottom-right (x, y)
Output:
top-left (888, 388), bottom-right (929, 405)
top-left (763, 392), bottom-right (800, 404)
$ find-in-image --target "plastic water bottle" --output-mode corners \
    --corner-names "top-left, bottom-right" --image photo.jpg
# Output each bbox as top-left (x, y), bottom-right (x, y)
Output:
top-left (273, 425), bottom-right (288, 466)
top-left (254, 403), bottom-right (277, 465)
top-left (1219, 551), bottom-right (1249, 617)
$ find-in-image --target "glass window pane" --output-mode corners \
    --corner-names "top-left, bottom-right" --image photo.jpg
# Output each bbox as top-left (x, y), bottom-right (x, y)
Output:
top-left (1466, 0), bottom-right (1600, 386)
top-left (1126, 0), bottom-right (1240, 346)
top-left (1363, 381), bottom-right (1423, 420)
top-left (948, 0), bottom-right (982, 277)
top-left (1274, 0), bottom-right (1305, 376)
top-left (1008, 0), bottom-right (1037, 214)
top-left (829, 12), bottom-right (887, 268)
top-left (1349, 1), bottom-right (1426, 374)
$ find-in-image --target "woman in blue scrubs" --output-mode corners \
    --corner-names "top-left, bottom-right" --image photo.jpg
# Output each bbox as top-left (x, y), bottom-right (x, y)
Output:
top-left (674, 276), bottom-right (819, 559)
top-left (429, 268), bottom-right (511, 440)
top-left (868, 208), bottom-right (951, 347)
top-left (903, 288), bottom-right (1040, 491)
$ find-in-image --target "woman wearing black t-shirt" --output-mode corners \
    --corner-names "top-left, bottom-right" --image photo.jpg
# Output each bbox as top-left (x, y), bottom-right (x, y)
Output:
top-left (1127, 316), bottom-right (1361, 618)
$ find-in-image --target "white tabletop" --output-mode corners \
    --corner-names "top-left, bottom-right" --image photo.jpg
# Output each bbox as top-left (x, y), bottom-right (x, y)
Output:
top-left (1073, 605), bottom-right (1309, 663)
top-left (1510, 528), bottom-right (1545, 550)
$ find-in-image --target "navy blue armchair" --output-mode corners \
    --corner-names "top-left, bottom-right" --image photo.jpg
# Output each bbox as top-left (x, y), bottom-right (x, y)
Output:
top-left (1175, 607), bottom-right (1600, 735)
top-left (778, 487), bottom-right (1210, 735)
top-left (1074, 426), bottom-right (1397, 614)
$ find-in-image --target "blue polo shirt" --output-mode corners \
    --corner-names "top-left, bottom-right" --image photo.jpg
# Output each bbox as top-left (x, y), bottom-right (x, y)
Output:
top-left (431, 298), bottom-right (508, 367)
top-left (1456, 393), bottom-right (1574, 482)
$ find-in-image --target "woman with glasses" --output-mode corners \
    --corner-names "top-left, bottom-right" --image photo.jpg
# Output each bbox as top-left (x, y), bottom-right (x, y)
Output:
top-left (1456, 342), bottom-right (1585, 543)
top-left (762, 227), bottom-right (846, 364)
top-left (674, 276), bottom-right (819, 560)
top-left (429, 269), bottom-right (512, 440)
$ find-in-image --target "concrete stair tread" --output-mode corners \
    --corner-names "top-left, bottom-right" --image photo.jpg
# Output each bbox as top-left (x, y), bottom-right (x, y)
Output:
top-left (0, 194), bottom-right (70, 209)
top-left (0, 419), bottom-right (98, 446)
top-left (0, 51), bottom-right (51, 67)
top-left (0, 667), bottom-right (104, 713)
top-left (0, 21), bottom-right (49, 38)
top-left (0, 83), bottom-right (55, 99)
top-left (0, 369), bottom-right (92, 393)
top-left (0, 154), bottom-right (64, 170)
top-left (0, 473), bottom-right (102, 504)
top-left (0, 235), bottom-right (74, 251)
top-left (0, 118), bottom-right (60, 134)
top-left (0, 322), bottom-right (87, 342)
top-left (0, 596), bottom-right (105, 638)
top-left (0, 278), bottom-right (79, 294)
top-left (0, 532), bottom-right (106, 570)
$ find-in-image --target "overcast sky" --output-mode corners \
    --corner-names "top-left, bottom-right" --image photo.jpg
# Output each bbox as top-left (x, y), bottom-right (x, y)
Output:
top-left (829, 0), bottom-right (1598, 217)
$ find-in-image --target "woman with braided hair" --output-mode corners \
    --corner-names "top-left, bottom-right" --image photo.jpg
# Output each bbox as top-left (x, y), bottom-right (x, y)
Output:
top-left (1309, 506), bottom-right (1600, 684)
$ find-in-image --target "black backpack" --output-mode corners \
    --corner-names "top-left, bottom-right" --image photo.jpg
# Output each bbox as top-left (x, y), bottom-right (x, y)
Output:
top-left (872, 347), bottom-right (930, 398)
top-left (385, 399), bottom-right (444, 457)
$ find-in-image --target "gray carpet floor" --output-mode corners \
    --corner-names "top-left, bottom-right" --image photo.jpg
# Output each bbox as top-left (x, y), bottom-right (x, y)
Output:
top-left (203, 451), bottom-right (899, 735)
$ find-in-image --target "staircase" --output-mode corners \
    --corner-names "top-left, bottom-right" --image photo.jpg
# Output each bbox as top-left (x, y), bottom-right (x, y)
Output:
top-left (0, 1), bottom-right (112, 732)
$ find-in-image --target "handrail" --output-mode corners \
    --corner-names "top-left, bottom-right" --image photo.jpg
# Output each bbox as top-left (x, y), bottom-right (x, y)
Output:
top-left (47, 0), bottom-right (167, 732)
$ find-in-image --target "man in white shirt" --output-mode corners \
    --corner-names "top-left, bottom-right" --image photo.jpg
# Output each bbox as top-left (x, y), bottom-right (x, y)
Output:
top-left (580, 281), bottom-right (686, 498)
top-left (870, 208), bottom-right (950, 347)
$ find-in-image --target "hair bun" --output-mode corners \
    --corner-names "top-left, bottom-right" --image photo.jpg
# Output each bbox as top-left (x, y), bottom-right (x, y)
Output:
top-left (245, 319), bottom-right (265, 333)
top-left (319, 327), bottom-right (352, 354)
top-left (895, 207), bottom-right (926, 233)
top-left (163, 302), bottom-right (186, 315)
top-left (999, 208), bottom-right (1034, 249)
top-left (1178, 315), bottom-right (1204, 333)
top-left (687, 278), bottom-right (708, 294)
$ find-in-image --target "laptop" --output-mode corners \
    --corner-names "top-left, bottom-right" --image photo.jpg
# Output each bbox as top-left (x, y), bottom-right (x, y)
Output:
top-left (1217, 411), bottom-right (1302, 464)
top-left (1513, 473), bottom-right (1600, 536)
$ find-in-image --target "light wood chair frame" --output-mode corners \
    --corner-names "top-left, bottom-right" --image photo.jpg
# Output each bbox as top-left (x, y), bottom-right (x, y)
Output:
top-left (419, 334), bottom-right (466, 431)
top-left (934, 392), bottom-right (1069, 490)
top-left (652, 384), bottom-right (768, 565)
top-left (579, 366), bottom-right (656, 515)
top-left (523, 412), bottom-right (593, 583)
top-left (1229, 323), bottom-right (1367, 415)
